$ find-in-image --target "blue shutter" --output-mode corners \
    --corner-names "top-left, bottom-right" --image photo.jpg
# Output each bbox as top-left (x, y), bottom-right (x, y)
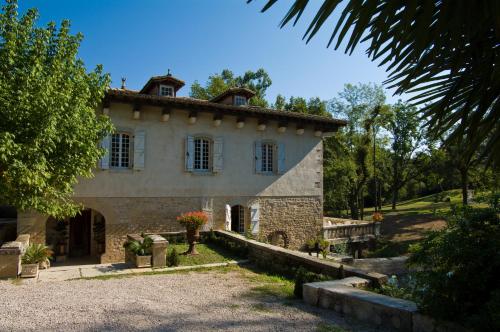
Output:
top-left (185, 136), bottom-right (194, 171)
top-left (255, 141), bottom-right (262, 173)
top-left (99, 135), bottom-right (110, 169)
top-left (277, 142), bottom-right (286, 174)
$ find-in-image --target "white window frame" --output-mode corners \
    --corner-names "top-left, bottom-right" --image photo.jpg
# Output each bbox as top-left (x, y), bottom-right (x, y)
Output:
top-left (234, 95), bottom-right (247, 106)
top-left (110, 132), bottom-right (132, 169)
top-left (261, 142), bottom-right (276, 174)
top-left (159, 84), bottom-right (174, 97)
top-left (193, 137), bottom-right (212, 172)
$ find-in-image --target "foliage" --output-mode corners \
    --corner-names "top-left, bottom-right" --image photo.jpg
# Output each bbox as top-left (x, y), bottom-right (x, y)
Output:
top-left (0, 0), bottom-right (112, 218)
top-left (331, 242), bottom-right (348, 255)
top-left (22, 243), bottom-right (53, 265)
top-left (124, 235), bottom-right (153, 256)
top-left (387, 101), bottom-right (423, 209)
top-left (372, 275), bottom-right (416, 302)
top-left (176, 211), bottom-right (208, 230)
top-left (324, 83), bottom-right (388, 219)
top-left (407, 206), bottom-right (500, 330)
top-left (167, 247), bottom-right (180, 267)
top-left (273, 95), bottom-right (331, 117)
top-left (293, 266), bottom-right (328, 298)
top-left (190, 68), bottom-right (271, 107)
top-left (253, 0), bottom-right (500, 166)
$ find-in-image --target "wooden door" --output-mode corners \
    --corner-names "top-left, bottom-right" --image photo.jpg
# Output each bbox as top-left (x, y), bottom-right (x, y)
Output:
top-left (69, 209), bottom-right (91, 257)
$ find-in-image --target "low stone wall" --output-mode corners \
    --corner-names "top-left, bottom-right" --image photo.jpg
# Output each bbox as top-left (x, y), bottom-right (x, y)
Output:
top-left (351, 256), bottom-right (408, 275)
top-left (303, 279), bottom-right (468, 332)
top-left (0, 234), bottom-right (30, 278)
top-left (215, 230), bottom-right (388, 287)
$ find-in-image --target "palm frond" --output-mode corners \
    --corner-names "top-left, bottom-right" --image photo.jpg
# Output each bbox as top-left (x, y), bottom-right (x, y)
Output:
top-left (251, 0), bottom-right (500, 165)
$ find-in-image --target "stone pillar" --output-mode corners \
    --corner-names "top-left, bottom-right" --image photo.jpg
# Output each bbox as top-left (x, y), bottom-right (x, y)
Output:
top-left (150, 234), bottom-right (168, 268)
top-left (0, 234), bottom-right (30, 278)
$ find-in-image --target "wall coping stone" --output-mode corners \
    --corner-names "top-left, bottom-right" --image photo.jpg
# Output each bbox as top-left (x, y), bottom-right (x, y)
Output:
top-left (216, 230), bottom-right (388, 286)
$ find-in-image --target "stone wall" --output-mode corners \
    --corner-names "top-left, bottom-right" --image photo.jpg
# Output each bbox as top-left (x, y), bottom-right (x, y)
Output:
top-left (18, 195), bottom-right (322, 263)
top-left (216, 230), bottom-right (388, 287)
top-left (256, 196), bottom-right (322, 250)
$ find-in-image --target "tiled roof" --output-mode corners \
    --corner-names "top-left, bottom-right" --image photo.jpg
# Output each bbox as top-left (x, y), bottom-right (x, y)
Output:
top-left (105, 89), bottom-right (347, 131)
top-left (139, 75), bottom-right (185, 94)
top-left (210, 87), bottom-right (256, 103)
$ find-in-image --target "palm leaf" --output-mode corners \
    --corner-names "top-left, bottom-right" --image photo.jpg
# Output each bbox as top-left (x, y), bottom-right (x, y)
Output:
top-left (250, 0), bottom-right (500, 165)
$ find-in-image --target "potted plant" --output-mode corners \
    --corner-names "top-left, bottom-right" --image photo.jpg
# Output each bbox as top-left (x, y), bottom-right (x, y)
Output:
top-left (21, 244), bottom-right (53, 278)
top-left (177, 211), bottom-right (208, 255)
top-left (124, 235), bottom-right (153, 268)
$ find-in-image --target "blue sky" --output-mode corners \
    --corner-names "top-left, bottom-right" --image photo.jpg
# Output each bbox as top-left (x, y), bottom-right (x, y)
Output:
top-left (18, 0), bottom-right (403, 104)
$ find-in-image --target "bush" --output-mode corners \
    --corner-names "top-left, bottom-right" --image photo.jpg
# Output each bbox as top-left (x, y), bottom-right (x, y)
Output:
top-left (22, 244), bottom-right (53, 265)
top-left (124, 235), bottom-right (153, 256)
top-left (293, 267), bottom-right (328, 298)
top-left (167, 247), bottom-right (180, 267)
top-left (408, 206), bottom-right (500, 331)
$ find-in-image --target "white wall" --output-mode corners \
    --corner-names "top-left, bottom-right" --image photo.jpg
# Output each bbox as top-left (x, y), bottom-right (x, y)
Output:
top-left (74, 103), bottom-right (323, 198)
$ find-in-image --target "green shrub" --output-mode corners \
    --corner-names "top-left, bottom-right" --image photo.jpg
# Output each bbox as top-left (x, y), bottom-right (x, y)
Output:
top-left (293, 267), bottom-right (328, 298)
top-left (22, 244), bottom-right (53, 265)
top-left (167, 247), bottom-right (180, 267)
top-left (124, 235), bottom-right (153, 256)
top-left (408, 206), bottom-right (500, 331)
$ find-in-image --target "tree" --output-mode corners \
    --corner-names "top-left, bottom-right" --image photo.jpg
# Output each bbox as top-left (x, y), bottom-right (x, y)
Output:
top-left (252, 1), bottom-right (500, 166)
top-left (327, 83), bottom-right (387, 219)
top-left (190, 68), bottom-right (272, 107)
top-left (387, 101), bottom-right (422, 209)
top-left (0, 0), bottom-right (112, 218)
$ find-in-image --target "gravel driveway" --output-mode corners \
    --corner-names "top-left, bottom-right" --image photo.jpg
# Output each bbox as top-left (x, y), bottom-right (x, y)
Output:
top-left (0, 268), bottom-right (382, 331)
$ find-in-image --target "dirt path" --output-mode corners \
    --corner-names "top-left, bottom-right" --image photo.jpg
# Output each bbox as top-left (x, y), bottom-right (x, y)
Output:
top-left (0, 267), bottom-right (384, 332)
top-left (381, 213), bottom-right (446, 242)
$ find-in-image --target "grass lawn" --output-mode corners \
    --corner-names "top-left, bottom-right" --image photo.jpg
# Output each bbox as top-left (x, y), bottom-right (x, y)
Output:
top-left (363, 189), bottom-right (487, 218)
top-left (362, 189), bottom-right (488, 257)
top-left (168, 242), bottom-right (242, 266)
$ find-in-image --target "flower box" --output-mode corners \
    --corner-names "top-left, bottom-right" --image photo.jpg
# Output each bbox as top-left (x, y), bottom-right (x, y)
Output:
top-left (21, 264), bottom-right (39, 278)
top-left (134, 255), bottom-right (151, 268)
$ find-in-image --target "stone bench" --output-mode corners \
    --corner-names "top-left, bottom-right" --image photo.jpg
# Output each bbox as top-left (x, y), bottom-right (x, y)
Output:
top-left (303, 278), bottom-right (468, 332)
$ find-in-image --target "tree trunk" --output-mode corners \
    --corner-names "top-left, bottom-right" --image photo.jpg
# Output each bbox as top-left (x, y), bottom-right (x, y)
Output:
top-left (349, 190), bottom-right (359, 220)
top-left (460, 168), bottom-right (469, 206)
top-left (391, 161), bottom-right (399, 210)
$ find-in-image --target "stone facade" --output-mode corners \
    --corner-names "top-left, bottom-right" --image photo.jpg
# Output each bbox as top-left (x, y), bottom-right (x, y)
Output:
top-left (14, 74), bottom-right (344, 264)
top-left (18, 195), bottom-right (322, 263)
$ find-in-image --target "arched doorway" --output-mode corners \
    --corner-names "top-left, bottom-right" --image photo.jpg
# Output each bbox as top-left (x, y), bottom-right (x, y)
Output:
top-left (46, 208), bottom-right (106, 264)
top-left (0, 205), bottom-right (17, 245)
top-left (231, 205), bottom-right (245, 233)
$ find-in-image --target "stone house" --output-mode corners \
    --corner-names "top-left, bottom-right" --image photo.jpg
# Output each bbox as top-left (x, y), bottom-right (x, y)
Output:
top-left (16, 72), bottom-right (346, 263)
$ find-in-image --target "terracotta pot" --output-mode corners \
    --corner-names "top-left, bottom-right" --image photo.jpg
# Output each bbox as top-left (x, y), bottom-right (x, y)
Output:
top-left (134, 255), bottom-right (152, 268)
top-left (186, 228), bottom-right (200, 244)
top-left (21, 264), bottom-right (39, 278)
top-left (185, 227), bottom-right (200, 255)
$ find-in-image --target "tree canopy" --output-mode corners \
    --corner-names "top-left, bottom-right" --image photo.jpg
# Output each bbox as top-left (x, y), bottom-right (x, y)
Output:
top-left (0, 0), bottom-right (112, 218)
top-left (190, 68), bottom-right (272, 107)
top-left (251, 0), bottom-right (500, 166)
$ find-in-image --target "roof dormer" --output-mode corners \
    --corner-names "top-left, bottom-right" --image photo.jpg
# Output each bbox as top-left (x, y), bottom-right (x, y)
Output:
top-left (210, 87), bottom-right (256, 106)
top-left (139, 70), bottom-right (185, 97)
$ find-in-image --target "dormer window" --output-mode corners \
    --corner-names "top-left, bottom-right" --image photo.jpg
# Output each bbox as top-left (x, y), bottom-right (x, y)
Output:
top-left (159, 85), bottom-right (174, 97)
top-left (234, 95), bottom-right (247, 106)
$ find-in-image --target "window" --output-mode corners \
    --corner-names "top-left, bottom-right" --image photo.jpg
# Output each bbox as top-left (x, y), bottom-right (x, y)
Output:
top-left (261, 142), bottom-right (275, 173)
top-left (234, 95), bottom-right (247, 106)
top-left (110, 133), bottom-right (131, 168)
top-left (159, 85), bottom-right (174, 97)
top-left (194, 138), bottom-right (211, 171)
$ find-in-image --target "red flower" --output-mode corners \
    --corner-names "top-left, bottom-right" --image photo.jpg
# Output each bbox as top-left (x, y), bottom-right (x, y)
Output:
top-left (177, 211), bottom-right (208, 230)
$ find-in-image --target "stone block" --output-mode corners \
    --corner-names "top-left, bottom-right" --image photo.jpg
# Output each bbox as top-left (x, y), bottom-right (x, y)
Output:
top-left (150, 234), bottom-right (168, 268)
